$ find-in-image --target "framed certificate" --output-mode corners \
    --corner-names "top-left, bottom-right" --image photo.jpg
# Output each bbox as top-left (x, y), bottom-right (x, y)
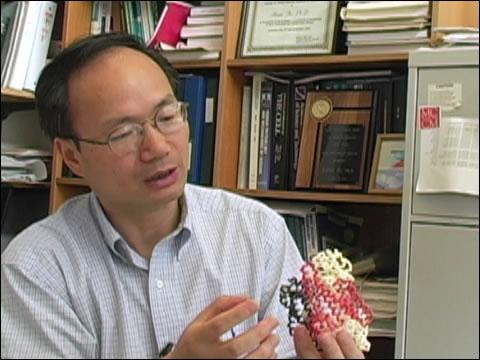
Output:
top-left (238, 1), bottom-right (340, 57)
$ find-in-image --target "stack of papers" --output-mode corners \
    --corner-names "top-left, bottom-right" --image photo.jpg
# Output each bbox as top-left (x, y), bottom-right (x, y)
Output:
top-left (341, 1), bottom-right (431, 55)
top-left (1, 154), bottom-right (48, 182)
top-left (432, 27), bottom-right (479, 46)
top-left (1, 109), bottom-right (52, 183)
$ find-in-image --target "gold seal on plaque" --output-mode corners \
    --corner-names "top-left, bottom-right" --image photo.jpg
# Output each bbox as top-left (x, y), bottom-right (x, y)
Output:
top-left (311, 98), bottom-right (332, 121)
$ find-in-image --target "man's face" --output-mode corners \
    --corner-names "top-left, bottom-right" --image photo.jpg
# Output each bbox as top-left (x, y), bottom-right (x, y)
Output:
top-left (59, 47), bottom-right (189, 213)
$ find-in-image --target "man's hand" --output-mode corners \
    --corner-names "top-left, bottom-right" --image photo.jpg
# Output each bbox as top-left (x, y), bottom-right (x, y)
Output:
top-left (293, 325), bottom-right (365, 359)
top-left (166, 296), bottom-right (280, 359)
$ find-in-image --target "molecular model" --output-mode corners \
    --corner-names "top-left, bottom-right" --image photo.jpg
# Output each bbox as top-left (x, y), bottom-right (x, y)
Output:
top-left (280, 248), bottom-right (374, 352)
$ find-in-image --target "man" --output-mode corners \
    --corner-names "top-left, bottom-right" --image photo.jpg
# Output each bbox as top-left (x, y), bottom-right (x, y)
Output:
top-left (1, 33), bottom-right (364, 359)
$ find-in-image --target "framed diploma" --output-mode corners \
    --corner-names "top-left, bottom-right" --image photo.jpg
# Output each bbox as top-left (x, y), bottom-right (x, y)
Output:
top-left (238, 1), bottom-right (340, 57)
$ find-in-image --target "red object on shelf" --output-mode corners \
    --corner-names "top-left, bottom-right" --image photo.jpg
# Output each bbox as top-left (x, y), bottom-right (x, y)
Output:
top-left (148, 1), bottom-right (192, 48)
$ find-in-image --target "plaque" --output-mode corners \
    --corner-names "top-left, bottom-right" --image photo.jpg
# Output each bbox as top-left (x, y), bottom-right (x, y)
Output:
top-left (314, 123), bottom-right (366, 188)
top-left (296, 90), bottom-right (375, 190)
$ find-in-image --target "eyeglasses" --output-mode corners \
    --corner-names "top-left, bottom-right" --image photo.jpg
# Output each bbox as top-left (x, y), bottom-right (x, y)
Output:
top-left (70, 101), bottom-right (188, 157)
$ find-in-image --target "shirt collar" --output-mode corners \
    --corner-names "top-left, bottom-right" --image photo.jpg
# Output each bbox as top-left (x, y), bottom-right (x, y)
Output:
top-left (89, 189), bottom-right (193, 266)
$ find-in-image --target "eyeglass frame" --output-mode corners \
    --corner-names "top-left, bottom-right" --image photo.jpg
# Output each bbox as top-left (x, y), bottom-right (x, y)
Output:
top-left (67, 100), bottom-right (188, 155)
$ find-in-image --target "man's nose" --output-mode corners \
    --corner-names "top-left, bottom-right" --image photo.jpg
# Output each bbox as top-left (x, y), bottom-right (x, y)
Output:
top-left (139, 123), bottom-right (171, 162)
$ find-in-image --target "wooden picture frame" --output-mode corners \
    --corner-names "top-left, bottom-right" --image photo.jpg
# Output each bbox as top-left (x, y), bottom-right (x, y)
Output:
top-left (296, 90), bottom-right (375, 191)
top-left (238, 1), bottom-right (339, 58)
top-left (368, 134), bottom-right (406, 194)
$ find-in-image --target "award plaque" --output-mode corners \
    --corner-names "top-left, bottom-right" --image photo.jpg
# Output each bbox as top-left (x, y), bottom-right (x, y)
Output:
top-left (238, 1), bottom-right (339, 57)
top-left (296, 90), bottom-right (375, 190)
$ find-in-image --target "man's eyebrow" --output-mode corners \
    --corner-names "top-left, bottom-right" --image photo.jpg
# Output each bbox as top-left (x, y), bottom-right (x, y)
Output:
top-left (101, 94), bottom-right (177, 131)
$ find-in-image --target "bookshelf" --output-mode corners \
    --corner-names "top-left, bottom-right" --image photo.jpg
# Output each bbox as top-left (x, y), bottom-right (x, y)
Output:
top-left (1, 88), bottom-right (35, 102)
top-left (233, 189), bottom-right (402, 205)
top-left (43, 1), bottom-right (417, 213)
top-left (1, 181), bottom-right (50, 189)
top-left (3, 2), bottom-right (477, 210)
top-left (226, 53), bottom-right (409, 70)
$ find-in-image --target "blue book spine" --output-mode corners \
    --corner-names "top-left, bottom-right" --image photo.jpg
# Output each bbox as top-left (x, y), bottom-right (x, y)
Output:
top-left (184, 75), bottom-right (207, 184)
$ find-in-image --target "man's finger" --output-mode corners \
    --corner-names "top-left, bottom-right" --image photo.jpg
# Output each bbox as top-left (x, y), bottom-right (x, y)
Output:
top-left (206, 299), bottom-right (259, 337)
top-left (194, 295), bottom-right (250, 323)
top-left (244, 333), bottom-right (280, 359)
top-left (336, 329), bottom-right (365, 359)
top-left (293, 325), bottom-right (322, 359)
top-left (223, 317), bottom-right (279, 357)
top-left (316, 332), bottom-right (344, 359)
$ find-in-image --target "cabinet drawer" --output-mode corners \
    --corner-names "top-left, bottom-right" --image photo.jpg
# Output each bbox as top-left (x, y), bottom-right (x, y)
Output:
top-left (405, 223), bottom-right (479, 358)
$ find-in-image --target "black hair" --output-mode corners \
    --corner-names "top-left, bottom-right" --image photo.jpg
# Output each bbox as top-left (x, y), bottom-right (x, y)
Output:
top-left (35, 32), bottom-right (178, 141)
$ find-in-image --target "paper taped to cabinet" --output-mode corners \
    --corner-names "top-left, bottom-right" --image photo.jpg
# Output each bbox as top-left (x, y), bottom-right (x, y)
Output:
top-left (416, 116), bottom-right (479, 196)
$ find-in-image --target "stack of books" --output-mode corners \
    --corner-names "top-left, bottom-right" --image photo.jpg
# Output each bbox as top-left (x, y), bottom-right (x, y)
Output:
top-left (341, 1), bottom-right (431, 55)
top-left (355, 276), bottom-right (398, 337)
top-left (156, 1), bottom-right (225, 63)
top-left (180, 1), bottom-right (224, 51)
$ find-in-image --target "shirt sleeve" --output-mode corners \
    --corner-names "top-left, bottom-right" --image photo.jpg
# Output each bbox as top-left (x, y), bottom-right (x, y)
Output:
top-left (257, 214), bottom-right (304, 359)
top-left (1, 256), bottom-right (97, 358)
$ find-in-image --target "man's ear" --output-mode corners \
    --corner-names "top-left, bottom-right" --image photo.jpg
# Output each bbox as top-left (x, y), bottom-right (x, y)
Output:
top-left (54, 138), bottom-right (84, 177)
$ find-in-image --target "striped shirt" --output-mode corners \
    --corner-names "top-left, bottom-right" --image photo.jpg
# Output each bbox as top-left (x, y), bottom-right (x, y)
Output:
top-left (1, 184), bottom-right (303, 358)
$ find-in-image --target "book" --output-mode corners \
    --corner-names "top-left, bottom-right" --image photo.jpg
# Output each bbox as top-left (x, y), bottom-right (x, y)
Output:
top-left (186, 15), bottom-right (224, 25)
top-left (347, 29), bottom-right (429, 42)
top-left (341, 1), bottom-right (430, 21)
top-left (269, 79), bottom-right (290, 190)
top-left (352, 247), bottom-right (400, 276)
top-left (186, 36), bottom-right (223, 51)
top-left (199, 76), bottom-right (218, 186)
top-left (147, 1), bottom-right (192, 48)
top-left (4, 2), bottom-right (44, 90)
top-left (369, 318), bottom-right (396, 337)
top-left (180, 24), bottom-right (223, 38)
top-left (391, 74), bottom-right (408, 133)
top-left (190, 5), bottom-right (224, 17)
top-left (248, 73), bottom-right (264, 190)
top-left (200, 1), bottom-right (225, 6)
top-left (237, 85), bottom-right (252, 189)
top-left (183, 75), bottom-right (207, 184)
top-left (347, 38), bottom-right (431, 46)
top-left (347, 40), bottom-right (430, 55)
top-left (1, 1), bottom-right (18, 70)
top-left (343, 18), bottom-right (430, 33)
top-left (266, 201), bottom-right (322, 260)
top-left (1, 2), bottom-right (16, 50)
top-left (23, 1), bottom-right (57, 92)
top-left (159, 48), bottom-right (220, 62)
top-left (257, 80), bottom-right (273, 190)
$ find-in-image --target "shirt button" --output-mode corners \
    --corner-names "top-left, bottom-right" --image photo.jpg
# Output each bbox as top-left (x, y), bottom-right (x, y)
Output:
top-left (156, 279), bottom-right (164, 289)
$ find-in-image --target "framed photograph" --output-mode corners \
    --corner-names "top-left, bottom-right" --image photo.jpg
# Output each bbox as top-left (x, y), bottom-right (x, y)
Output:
top-left (238, 1), bottom-right (339, 58)
top-left (368, 134), bottom-right (406, 194)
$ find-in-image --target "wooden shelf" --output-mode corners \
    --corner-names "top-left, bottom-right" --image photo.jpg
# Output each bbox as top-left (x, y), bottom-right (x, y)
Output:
top-left (172, 60), bottom-right (221, 70)
top-left (227, 53), bottom-right (409, 70)
top-left (1, 180), bottom-right (50, 189)
top-left (229, 189), bottom-right (402, 205)
top-left (56, 177), bottom-right (88, 187)
top-left (1, 88), bottom-right (35, 102)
